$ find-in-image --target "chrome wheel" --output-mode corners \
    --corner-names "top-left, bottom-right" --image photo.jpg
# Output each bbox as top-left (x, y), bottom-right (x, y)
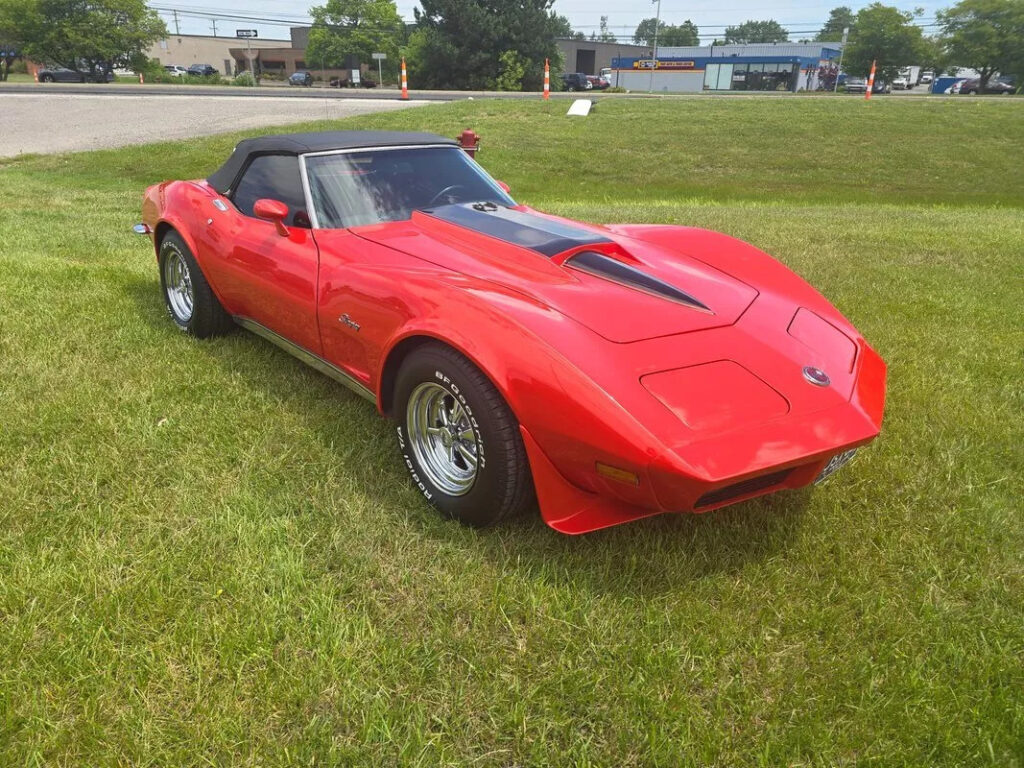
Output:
top-left (163, 246), bottom-right (194, 322)
top-left (406, 381), bottom-right (479, 496)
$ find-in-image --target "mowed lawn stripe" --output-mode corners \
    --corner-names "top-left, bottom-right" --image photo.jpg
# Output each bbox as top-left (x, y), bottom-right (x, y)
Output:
top-left (0, 98), bottom-right (1021, 766)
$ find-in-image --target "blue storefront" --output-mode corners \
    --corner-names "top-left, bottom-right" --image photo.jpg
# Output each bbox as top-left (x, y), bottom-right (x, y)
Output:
top-left (610, 43), bottom-right (842, 93)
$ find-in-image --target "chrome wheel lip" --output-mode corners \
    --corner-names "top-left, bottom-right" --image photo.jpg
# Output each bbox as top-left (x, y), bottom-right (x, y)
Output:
top-left (163, 246), bottom-right (194, 323)
top-left (406, 381), bottom-right (479, 496)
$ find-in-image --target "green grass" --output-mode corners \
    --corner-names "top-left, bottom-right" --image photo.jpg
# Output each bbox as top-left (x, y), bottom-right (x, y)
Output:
top-left (1, 99), bottom-right (1022, 766)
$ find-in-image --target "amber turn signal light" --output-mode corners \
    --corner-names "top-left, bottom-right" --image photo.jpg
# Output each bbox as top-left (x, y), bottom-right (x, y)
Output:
top-left (595, 462), bottom-right (640, 486)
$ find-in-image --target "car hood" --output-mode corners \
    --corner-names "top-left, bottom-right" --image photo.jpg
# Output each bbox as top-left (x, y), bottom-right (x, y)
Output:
top-left (347, 204), bottom-right (758, 343)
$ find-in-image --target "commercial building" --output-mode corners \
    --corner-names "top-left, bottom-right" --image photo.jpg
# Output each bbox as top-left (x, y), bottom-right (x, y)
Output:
top-left (556, 39), bottom-right (648, 78)
top-left (147, 34), bottom-right (289, 76)
top-left (611, 42), bottom-right (843, 93)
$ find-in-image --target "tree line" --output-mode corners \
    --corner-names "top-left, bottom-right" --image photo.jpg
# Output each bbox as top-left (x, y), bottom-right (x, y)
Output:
top-left (1, 0), bottom-right (1022, 91)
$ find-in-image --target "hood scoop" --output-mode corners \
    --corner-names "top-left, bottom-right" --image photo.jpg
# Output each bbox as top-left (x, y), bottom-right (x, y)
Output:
top-left (423, 203), bottom-right (612, 257)
top-left (565, 251), bottom-right (712, 313)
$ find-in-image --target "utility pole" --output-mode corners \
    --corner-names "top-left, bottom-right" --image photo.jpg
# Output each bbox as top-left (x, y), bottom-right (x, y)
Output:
top-left (648, 0), bottom-right (660, 93)
top-left (172, 9), bottom-right (180, 36)
top-left (833, 27), bottom-right (849, 92)
top-left (211, 19), bottom-right (218, 37)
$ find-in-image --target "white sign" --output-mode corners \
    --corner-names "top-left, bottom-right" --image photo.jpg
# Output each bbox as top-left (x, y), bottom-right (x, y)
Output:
top-left (235, 29), bottom-right (257, 38)
top-left (566, 99), bottom-right (592, 117)
top-left (351, 69), bottom-right (361, 85)
top-left (371, 53), bottom-right (387, 60)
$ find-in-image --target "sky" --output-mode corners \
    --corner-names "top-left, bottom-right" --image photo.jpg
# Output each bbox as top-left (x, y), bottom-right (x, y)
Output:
top-left (150, 0), bottom-right (946, 44)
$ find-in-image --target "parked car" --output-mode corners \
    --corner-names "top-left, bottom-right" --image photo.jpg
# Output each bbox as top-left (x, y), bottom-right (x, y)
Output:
top-left (892, 75), bottom-right (910, 90)
top-left (164, 65), bottom-right (188, 78)
top-left (956, 78), bottom-right (1014, 95)
top-left (844, 76), bottom-right (867, 93)
top-left (37, 66), bottom-right (114, 83)
top-left (134, 129), bottom-right (887, 534)
top-left (288, 71), bottom-right (313, 87)
top-left (187, 64), bottom-right (218, 77)
top-left (560, 72), bottom-right (592, 91)
top-left (844, 76), bottom-right (890, 94)
top-left (586, 75), bottom-right (610, 90)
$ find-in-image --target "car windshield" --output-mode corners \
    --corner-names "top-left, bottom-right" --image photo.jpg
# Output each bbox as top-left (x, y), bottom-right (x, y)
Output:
top-left (304, 146), bottom-right (515, 229)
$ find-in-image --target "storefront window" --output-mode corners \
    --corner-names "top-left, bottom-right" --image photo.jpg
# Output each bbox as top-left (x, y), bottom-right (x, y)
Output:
top-left (704, 63), bottom-right (719, 90)
top-left (716, 63), bottom-right (732, 90)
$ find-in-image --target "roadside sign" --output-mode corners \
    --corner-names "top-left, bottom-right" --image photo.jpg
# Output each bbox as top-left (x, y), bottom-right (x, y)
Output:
top-left (351, 68), bottom-right (361, 85)
top-left (371, 53), bottom-right (387, 60)
top-left (236, 29), bottom-right (258, 38)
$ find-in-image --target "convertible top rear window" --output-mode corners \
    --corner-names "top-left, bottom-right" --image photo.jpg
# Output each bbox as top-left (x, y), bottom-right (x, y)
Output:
top-left (304, 146), bottom-right (515, 229)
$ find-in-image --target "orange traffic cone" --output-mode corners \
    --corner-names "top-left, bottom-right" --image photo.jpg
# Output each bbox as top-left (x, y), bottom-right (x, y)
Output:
top-left (139, 72), bottom-right (144, 84)
top-left (400, 57), bottom-right (408, 100)
top-left (865, 59), bottom-right (876, 100)
top-left (543, 58), bottom-right (550, 100)
top-left (33, 66), bottom-right (38, 82)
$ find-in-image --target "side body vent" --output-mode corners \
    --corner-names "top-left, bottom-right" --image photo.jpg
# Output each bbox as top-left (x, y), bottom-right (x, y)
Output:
top-left (566, 251), bottom-right (712, 313)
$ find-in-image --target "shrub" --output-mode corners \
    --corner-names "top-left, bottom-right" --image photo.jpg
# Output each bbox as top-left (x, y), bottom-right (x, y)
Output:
top-left (232, 70), bottom-right (256, 87)
top-left (494, 50), bottom-right (527, 91)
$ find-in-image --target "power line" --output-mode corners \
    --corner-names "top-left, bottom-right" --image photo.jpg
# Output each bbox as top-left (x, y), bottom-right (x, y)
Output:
top-left (149, 3), bottom-right (944, 39)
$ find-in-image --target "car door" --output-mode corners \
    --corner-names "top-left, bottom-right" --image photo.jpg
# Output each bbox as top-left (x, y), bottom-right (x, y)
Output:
top-left (202, 154), bottom-right (322, 354)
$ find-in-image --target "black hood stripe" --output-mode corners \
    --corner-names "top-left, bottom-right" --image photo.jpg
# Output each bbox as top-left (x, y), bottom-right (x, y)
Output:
top-left (424, 203), bottom-right (611, 257)
top-left (566, 250), bottom-right (712, 313)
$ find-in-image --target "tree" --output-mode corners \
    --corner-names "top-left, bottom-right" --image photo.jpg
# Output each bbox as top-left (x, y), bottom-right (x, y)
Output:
top-left (917, 35), bottom-right (953, 80)
top-left (938, 0), bottom-right (1024, 90)
top-left (408, 0), bottom-right (563, 91)
top-left (551, 13), bottom-right (584, 40)
top-left (9, 0), bottom-right (165, 77)
top-left (844, 3), bottom-right (924, 81)
top-left (633, 17), bottom-right (665, 46)
top-left (634, 17), bottom-right (699, 47)
top-left (596, 16), bottom-right (617, 42)
top-left (307, 0), bottom-right (404, 77)
top-left (661, 21), bottom-right (700, 46)
top-left (0, 0), bottom-right (25, 81)
top-left (723, 20), bottom-right (790, 44)
top-left (816, 6), bottom-right (855, 41)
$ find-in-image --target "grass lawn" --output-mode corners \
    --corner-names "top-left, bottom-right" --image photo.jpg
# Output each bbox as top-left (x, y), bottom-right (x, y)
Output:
top-left (0, 98), bottom-right (1021, 766)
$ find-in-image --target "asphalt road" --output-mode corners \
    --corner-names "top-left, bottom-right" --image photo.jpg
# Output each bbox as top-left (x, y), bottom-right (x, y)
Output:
top-left (0, 93), bottom-right (430, 158)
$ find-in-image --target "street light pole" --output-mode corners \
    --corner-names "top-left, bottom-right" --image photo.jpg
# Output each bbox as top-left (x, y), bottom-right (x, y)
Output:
top-left (833, 27), bottom-right (849, 93)
top-left (648, 0), bottom-right (661, 93)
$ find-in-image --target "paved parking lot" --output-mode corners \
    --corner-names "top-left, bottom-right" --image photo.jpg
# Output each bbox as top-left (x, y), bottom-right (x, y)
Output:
top-left (0, 93), bottom-right (429, 157)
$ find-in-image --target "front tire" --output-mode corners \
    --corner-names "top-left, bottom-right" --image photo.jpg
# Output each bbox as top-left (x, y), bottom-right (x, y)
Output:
top-left (394, 343), bottom-right (533, 527)
top-left (158, 231), bottom-right (233, 338)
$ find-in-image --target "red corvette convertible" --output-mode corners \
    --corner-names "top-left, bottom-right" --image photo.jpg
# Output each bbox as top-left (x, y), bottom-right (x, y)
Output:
top-left (136, 130), bottom-right (886, 534)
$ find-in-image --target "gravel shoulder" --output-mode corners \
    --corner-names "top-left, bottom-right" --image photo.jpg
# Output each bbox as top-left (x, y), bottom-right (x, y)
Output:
top-left (0, 93), bottom-right (429, 157)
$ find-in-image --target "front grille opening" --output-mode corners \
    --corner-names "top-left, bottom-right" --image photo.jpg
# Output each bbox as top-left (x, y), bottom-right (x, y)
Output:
top-left (695, 469), bottom-right (791, 509)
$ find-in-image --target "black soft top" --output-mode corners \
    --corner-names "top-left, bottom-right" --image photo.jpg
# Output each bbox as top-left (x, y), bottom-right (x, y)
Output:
top-left (206, 130), bottom-right (458, 194)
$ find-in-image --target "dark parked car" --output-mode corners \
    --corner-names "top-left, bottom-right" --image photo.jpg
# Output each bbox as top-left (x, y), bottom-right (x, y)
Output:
top-left (288, 71), bottom-right (313, 87)
top-left (560, 73), bottom-right (592, 92)
top-left (586, 75), bottom-right (610, 90)
top-left (37, 66), bottom-right (114, 83)
top-left (957, 78), bottom-right (1014, 95)
top-left (187, 64), bottom-right (218, 77)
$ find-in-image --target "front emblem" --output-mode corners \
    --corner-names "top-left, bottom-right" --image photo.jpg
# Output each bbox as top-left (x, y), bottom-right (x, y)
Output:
top-left (802, 366), bottom-right (830, 387)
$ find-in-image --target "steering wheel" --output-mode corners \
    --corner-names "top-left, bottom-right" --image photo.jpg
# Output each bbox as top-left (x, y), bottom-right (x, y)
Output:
top-left (427, 185), bottom-right (468, 207)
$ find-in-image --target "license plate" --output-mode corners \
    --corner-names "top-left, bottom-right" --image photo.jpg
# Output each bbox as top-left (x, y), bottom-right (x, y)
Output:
top-left (814, 448), bottom-right (858, 485)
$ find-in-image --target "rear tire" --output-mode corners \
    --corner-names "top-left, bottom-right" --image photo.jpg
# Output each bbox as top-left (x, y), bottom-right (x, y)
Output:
top-left (158, 231), bottom-right (233, 338)
top-left (394, 343), bottom-right (533, 527)
top-left (40, 74), bottom-right (53, 83)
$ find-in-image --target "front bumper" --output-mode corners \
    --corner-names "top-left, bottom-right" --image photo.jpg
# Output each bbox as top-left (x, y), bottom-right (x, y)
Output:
top-left (524, 345), bottom-right (886, 534)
